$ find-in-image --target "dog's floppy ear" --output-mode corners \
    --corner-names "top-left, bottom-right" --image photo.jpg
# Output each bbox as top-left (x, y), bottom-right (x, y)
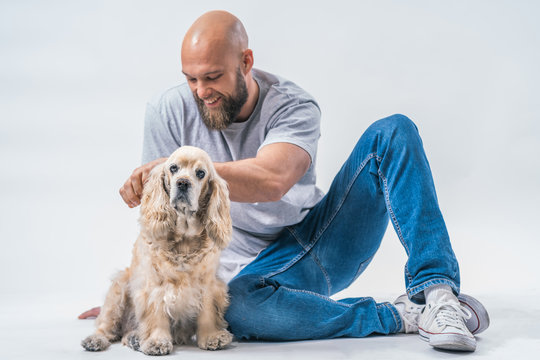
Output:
top-left (205, 175), bottom-right (232, 249)
top-left (140, 163), bottom-right (175, 239)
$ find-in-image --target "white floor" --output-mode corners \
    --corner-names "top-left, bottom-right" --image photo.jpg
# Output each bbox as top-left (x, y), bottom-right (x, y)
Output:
top-left (2, 290), bottom-right (539, 360)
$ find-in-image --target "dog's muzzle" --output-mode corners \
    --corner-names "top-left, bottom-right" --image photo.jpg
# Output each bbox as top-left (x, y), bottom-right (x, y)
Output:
top-left (172, 178), bottom-right (194, 214)
top-left (177, 178), bottom-right (190, 193)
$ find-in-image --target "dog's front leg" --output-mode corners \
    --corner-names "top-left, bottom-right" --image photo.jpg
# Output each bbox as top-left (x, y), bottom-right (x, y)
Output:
top-left (196, 281), bottom-right (233, 350)
top-left (81, 269), bottom-right (130, 351)
top-left (135, 297), bottom-right (174, 355)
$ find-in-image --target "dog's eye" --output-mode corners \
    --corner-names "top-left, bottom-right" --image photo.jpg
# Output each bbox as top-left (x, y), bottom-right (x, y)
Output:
top-left (170, 164), bottom-right (178, 174)
top-left (196, 169), bottom-right (206, 179)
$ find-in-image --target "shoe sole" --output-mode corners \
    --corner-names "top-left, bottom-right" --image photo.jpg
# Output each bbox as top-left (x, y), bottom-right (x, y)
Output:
top-left (457, 293), bottom-right (490, 335)
top-left (419, 328), bottom-right (476, 352)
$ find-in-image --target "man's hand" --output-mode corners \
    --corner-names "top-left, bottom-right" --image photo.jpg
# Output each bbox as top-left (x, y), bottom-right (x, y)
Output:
top-left (119, 157), bottom-right (167, 207)
top-left (78, 306), bottom-right (101, 319)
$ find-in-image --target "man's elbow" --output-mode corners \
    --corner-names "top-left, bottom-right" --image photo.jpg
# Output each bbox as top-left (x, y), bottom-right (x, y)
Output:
top-left (263, 180), bottom-right (289, 202)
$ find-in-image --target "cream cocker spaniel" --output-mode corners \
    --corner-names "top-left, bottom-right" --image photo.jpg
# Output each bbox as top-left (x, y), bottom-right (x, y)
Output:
top-left (82, 146), bottom-right (233, 354)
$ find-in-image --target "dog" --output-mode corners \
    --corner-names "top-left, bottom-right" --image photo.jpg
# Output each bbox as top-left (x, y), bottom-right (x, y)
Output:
top-left (81, 146), bottom-right (233, 354)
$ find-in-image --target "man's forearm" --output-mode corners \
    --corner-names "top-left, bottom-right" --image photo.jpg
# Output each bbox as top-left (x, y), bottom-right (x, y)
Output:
top-left (215, 142), bottom-right (310, 203)
top-left (214, 159), bottom-right (285, 203)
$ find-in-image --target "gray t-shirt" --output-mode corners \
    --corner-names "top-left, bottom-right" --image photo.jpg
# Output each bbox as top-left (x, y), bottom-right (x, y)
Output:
top-left (142, 68), bottom-right (325, 282)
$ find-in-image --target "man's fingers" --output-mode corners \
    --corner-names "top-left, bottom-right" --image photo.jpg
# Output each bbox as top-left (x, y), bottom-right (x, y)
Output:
top-left (131, 172), bottom-right (144, 200)
top-left (141, 158), bottom-right (166, 184)
top-left (78, 306), bottom-right (101, 319)
top-left (141, 168), bottom-right (152, 185)
top-left (119, 158), bottom-right (166, 208)
top-left (119, 181), bottom-right (140, 208)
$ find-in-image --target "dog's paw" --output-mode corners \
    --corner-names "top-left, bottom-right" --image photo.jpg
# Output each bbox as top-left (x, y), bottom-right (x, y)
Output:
top-left (141, 338), bottom-right (173, 356)
top-left (197, 329), bottom-right (233, 351)
top-left (81, 334), bottom-right (110, 351)
top-left (122, 331), bottom-right (141, 352)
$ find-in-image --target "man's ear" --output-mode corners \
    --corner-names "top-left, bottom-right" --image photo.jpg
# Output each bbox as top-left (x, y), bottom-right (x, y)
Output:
top-left (242, 49), bottom-right (254, 74)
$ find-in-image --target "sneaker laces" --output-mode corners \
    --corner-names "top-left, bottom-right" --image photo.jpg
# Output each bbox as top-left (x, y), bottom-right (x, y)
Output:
top-left (400, 303), bottom-right (423, 333)
top-left (426, 300), bottom-right (472, 330)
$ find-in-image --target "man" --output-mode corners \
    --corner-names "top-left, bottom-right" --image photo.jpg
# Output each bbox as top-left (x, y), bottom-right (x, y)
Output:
top-left (80, 10), bottom-right (489, 351)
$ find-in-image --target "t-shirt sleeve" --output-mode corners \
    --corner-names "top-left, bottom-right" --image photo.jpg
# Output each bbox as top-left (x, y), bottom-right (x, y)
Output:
top-left (258, 100), bottom-right (321, 164)
top-left (141, 101), bottom-right (181, 164)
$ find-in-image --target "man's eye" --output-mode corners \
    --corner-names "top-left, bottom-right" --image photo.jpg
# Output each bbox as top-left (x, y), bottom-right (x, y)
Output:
top-left (170, 164), bottom-right (178, 173)
top-left (196, 169), bottom-right (206, 179)
top-left (207, 74), bottom-right (222, 81)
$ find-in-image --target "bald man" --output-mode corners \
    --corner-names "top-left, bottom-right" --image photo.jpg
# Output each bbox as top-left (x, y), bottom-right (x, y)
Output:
top-left (81, 10), bottom-right (489, 352)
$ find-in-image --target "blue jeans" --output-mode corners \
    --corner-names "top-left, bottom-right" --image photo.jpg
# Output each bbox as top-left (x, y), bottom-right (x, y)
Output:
top-left (225, 114), bottom-right (460, 340)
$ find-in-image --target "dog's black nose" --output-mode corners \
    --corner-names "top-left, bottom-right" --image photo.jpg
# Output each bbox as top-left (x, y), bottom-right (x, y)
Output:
top-left (177, 178), bottom-right (191, 192)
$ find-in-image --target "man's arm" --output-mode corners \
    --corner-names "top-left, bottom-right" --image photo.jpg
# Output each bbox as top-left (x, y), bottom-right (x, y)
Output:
top-left (118, 142), bottom-right (311, 207)
top-left (215, 142), bottom-right (311, 203)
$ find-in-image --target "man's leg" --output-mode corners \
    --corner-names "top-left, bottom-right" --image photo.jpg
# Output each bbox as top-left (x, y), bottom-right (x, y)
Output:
top-left (226, 114), bottom-right (459, 340)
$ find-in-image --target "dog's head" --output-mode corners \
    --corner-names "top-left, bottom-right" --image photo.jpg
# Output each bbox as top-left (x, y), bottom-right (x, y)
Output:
top-left (140, 146), bottom-right (232, 248)
top-left (164, 146), bottom-right (214, 215)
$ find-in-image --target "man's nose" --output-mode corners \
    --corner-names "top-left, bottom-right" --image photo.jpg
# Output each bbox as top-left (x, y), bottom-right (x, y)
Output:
top-left (177, 178), bottom-right (191, 192)
top-left (197, 84), bottom-right (211, 100)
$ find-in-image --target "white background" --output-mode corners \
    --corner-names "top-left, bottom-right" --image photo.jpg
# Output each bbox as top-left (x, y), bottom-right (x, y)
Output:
top-left (1, 0), bottom-right (539, 358)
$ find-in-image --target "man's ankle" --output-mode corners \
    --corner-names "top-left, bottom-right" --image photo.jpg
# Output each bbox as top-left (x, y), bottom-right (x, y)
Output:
top-left (424, 284), bottom-right (454, 304)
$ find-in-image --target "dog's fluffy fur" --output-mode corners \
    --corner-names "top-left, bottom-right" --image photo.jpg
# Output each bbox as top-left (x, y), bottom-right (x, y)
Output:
top-left (82, 146), bottom-right (233, 354)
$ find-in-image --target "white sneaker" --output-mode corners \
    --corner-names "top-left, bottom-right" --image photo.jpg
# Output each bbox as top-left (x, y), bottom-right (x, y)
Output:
top-left (394, 294), bottom-right (423, 333)
top-left (458, 293), bottom-right (490, 335)
top-left (418, 291), bottom-right (476, 351)
top-left (394, 294), bottom-right (489, 351)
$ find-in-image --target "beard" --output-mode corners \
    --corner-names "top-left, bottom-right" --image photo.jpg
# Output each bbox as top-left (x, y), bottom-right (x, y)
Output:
top-left (194, 68), bottom-right (249, 130)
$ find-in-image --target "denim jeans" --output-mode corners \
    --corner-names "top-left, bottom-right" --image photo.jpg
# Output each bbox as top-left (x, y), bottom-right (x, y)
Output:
top-left (225, 114), bottom-right (460, 340)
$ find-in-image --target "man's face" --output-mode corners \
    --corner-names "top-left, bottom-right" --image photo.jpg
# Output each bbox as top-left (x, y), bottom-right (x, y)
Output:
top-left (182, 47), bottom-right (248, 130)
top-left (193, 67), bottom-right (248, 130)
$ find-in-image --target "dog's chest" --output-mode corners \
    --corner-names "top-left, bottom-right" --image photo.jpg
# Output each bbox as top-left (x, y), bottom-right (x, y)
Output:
top-left (163, 238), bottom-right (211, 272)
top-left (159, 280), bottom-right (203, 321)
top-left (141, 245), bottom-right (215, 320)
top-left (175, 213), bottom-right (203, 238)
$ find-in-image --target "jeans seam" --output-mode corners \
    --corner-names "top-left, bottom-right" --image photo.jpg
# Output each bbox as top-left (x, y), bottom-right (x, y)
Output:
top-left (380, 302), bottom-right (401, 332)
top-left (280, 286), bottom-right (354, 308)
top-left (288, 227), bottom-right (332, 295)
top-left (308, 252), bottom-right (332, 295)
top-left (288, 226), bottom-right (306, 247)
top-left (407, 278), bottom-right (459, 298)
top-left (376, 163), bottom-right (410, 255)
top-left (404, 263), bottom-right (413, 284)
top-left (264, 228), bottom-right (308, 278)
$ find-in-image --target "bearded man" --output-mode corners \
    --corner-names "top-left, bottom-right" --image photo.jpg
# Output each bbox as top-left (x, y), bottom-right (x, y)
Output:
top-left (81, 10), bottom-right (489, 352)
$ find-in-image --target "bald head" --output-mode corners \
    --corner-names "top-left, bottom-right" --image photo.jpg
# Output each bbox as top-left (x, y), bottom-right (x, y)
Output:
top-left (182, 10), bottom-right (248, 62)
top-left (181, 11), bottom-right (258, 126)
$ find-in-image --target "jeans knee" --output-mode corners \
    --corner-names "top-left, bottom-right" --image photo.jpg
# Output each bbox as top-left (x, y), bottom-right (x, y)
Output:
top-left (225, 275), bottom-right (264, 339)
top-left (367, 114), bottom-right (421, 148)
top-left (374, 113), bottom-right (417, 133)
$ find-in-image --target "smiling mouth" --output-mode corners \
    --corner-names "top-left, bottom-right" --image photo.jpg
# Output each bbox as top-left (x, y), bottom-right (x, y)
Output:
top-left (203, 96), bottom-right (221, 106)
